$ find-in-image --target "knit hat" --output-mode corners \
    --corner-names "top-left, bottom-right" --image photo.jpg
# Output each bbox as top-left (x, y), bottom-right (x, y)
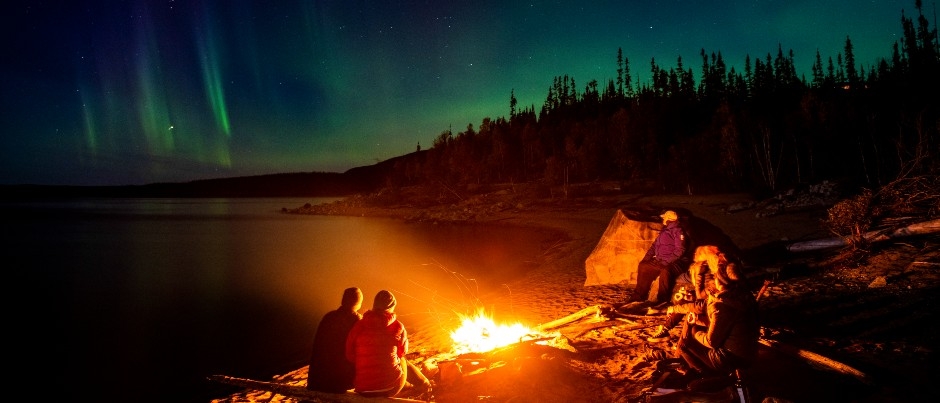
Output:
top-left (341, 287), bottom-right (363, 310)
top-left (715, 262), bottom-right (741, 286)
top-left (373, 290), bottom-right (397, 312)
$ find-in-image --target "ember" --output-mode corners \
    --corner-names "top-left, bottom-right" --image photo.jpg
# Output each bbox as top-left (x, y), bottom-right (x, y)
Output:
top-left (449, 309), bottom-right (541, 354)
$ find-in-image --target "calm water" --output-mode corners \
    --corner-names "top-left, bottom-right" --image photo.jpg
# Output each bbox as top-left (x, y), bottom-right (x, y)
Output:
top-left (3, 198), bottom-right (555, 402)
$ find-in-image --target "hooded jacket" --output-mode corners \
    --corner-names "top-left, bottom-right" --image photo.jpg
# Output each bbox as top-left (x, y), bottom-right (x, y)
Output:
top-left (306, 305), bottom-right (362, 392)
top-left (695, 286), bottom-right (760, 368)
top-left (345, 309), bottom-right (408, 394)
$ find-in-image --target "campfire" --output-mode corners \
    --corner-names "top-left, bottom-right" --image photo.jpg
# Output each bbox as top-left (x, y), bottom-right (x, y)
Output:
top-left (450, 309), bottom-right (533, 354)
top-left (424, 307), bottom-right (600, 390)
top-left (448, 308), bottom-right (566, 355)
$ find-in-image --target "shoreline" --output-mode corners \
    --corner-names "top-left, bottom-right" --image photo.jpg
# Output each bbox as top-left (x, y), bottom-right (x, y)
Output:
top-left (218, 191), bottom-right (937, 402)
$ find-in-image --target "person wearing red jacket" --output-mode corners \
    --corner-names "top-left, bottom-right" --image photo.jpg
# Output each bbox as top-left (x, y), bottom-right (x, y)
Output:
top-left (345, 290), bottom-right (431, 398)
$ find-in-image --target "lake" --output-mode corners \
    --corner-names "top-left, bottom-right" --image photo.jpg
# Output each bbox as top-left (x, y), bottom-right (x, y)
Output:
top-left (3, 198), bottom-right (556, 402)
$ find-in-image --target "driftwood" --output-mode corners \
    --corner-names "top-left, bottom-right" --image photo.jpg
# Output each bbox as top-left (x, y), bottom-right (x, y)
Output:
top-left (646, 387), bottom-right (739, 403)
top-left (535, 305), bottom-right (602, 331)
top-left (786, 218), bottom-right (940, 252)
top-left (758, 339), bottom-right (870, 384)
top-left (207, 375), bottom-right (428, 402)
top-left (574, 318), bottom-right (658, 338)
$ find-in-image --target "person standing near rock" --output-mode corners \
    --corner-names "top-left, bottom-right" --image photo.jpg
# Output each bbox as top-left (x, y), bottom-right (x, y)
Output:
top-left (306, 287), bottom-right (364, 393)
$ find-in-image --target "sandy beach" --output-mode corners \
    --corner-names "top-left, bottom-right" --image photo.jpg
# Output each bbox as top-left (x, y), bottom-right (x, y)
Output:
top-left (214, 191), bottom-right (939, 403)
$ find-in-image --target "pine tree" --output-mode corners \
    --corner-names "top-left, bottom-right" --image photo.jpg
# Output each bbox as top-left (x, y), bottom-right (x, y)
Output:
top-left (844, 36), bottom-right (859, 87)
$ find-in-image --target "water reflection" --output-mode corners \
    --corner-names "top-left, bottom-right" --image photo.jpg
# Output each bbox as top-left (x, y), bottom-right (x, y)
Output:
top-left (4, 198), bottom-right (555, 402)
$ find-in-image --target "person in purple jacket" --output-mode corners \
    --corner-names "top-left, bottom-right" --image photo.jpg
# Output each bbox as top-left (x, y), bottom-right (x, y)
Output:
top-left (625, 210), bottom-right (689, 307)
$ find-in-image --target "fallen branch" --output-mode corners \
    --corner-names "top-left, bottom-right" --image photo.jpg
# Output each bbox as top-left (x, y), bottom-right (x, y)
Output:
top-left (646, 387), bottom-right (739, 403)
top-left (574, 319), bottom-right (658, 338)
top-left (786, 218), bottom-right (940, 252)
top-left (755, 279), bottom-right (773, 302)
top-left (536, 305), bottom-right (602, 331)
top-left (758, 339), bottom-right (870, 384)
top-left (207, 375), bottom-right (427, 402)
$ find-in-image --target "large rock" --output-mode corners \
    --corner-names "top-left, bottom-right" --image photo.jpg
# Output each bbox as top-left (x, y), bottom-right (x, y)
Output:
top-left (584, 209), bottom-right (659, 286)
top-left (584, 208), bottom-right (740, 287)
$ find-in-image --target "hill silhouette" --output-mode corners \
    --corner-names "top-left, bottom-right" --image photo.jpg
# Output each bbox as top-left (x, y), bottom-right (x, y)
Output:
top-left (0, 152), bottom-right (417, 199)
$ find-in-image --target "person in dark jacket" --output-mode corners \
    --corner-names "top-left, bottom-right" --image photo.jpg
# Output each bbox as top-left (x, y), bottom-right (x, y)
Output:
top-left (626, 210), bottom-right (689, 306)
top-left (345, 290), bottom-right (431, 398)
top-left (306, 287), bottom-right (363, 393)
top-left (677, 255), bottom-right (760, 377)
top-left (646, 245), bottom-right (720, 343)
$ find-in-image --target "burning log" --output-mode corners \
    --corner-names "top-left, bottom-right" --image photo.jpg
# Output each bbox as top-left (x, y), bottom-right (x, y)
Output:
top-left (460, 335), bottom-right (560, 359)
top-left (786, 218), bottom-right (940, 252)
top-left (207, 375), bottom-right (428, 402)
top-left (435, 335), bottom-right (570, 386)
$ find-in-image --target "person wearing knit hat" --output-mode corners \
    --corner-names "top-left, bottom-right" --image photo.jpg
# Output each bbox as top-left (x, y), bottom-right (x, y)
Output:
top-left (372, 289), bottom-right (397, 312)
top-left (306, 287), bottom-right (363, 393)
top-left (346, 290), bottom-right (432, 399)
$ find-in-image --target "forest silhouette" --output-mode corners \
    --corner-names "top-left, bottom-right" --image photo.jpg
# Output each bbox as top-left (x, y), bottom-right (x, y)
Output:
top-left (380, 1), bottom-right (938, 199)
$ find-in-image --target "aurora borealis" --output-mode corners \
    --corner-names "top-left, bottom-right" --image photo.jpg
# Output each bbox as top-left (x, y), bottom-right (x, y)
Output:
top-left (1, 0), bottom-right (912, 186)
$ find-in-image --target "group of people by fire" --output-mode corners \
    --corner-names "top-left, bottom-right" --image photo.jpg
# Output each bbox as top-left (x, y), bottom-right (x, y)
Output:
top-left (620, 210), bottom-right (760, 400)
top-left (303, 209), bottom-right (758, 401)
top-left (305, 287), bottom-right (433, 400)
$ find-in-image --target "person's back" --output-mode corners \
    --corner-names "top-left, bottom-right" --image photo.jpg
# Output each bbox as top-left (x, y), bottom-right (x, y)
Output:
top-left (706, 283), bottom-right (759, 369)
top-left (680, 259), bottom-right (760, 376)
top-left (307, 287), bottom-right (363, 393)
top-left (346, 290), bottom-right (410, 397)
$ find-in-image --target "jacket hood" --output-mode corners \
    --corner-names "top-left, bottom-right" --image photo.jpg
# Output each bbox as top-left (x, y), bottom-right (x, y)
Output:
top-left (363, 309), bottom-right (397, 326)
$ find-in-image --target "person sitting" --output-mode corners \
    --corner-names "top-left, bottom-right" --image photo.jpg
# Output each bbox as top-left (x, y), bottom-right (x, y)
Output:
top-left (624, 210), bottom-right (689, 309)
top-left (306, 287), bottom-right (363, 393)
top-left (676, 254), bottom-right (760, 381)
top-left (647, 245), bottom-right (724, 342)
top-left (345, 290), bottom-right (431, 398)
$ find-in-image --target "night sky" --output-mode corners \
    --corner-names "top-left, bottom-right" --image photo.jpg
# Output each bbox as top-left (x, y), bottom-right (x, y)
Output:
top-left (1, 1), bottom-right (912, 186)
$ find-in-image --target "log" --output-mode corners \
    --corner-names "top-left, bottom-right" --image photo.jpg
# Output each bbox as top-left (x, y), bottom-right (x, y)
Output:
top-left (758, 339), bottom-right (870, 384)
top-left (574, 318), bottom-right (658, 338)
top-left (535, 305), bottom-right (602, 331)
top-left (646, 387), bottom-right (739, 403)
top-left (207, 375), bottom-right (428, 402)
top-left (786, 218), bottom-right (940, 252)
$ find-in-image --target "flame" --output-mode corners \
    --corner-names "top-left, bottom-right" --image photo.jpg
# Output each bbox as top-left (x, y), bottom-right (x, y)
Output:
top-left (449, 308), bottom-right (536, 355)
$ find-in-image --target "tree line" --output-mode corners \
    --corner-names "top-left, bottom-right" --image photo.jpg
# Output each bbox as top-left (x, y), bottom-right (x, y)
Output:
top-left (382, 1), bottom-right (939, 198)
